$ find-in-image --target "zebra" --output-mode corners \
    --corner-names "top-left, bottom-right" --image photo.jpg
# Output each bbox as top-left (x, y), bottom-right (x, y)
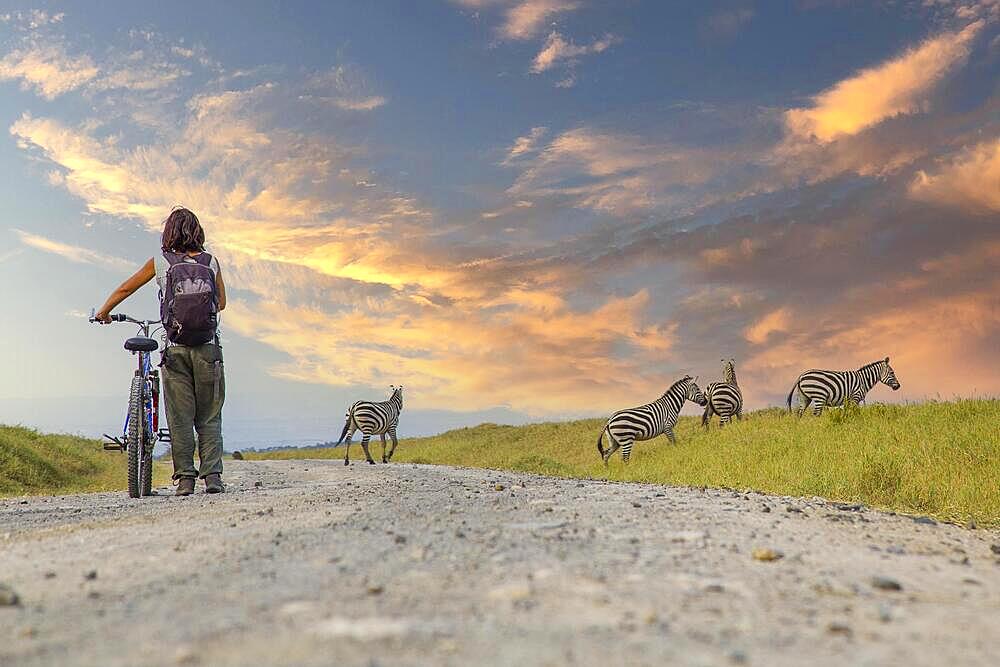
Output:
top-left (702, 358), bottom-right (744, 428)
top-left (336, 385), bottom-right (404, 465)
top-left (787, 357), bottom-right (899, 416)
top-left (597, 375), bottom-right (707, 465)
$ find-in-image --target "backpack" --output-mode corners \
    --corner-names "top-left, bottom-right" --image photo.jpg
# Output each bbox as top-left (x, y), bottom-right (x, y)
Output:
top-left (159, 251), bottom-right (219, 346)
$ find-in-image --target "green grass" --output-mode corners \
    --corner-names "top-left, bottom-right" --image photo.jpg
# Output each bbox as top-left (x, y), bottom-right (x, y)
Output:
top-left (246, 399), bottom-right (1000, 527)
top-left (0, 425), bottom-right (169, 497)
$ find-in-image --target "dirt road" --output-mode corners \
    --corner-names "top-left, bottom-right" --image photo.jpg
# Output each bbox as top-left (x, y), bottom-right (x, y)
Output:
top-left (1, 460), bottom-right (998, 666)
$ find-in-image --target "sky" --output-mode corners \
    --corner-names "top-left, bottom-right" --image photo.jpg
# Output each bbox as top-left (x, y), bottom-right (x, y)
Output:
top-left (0, 1), bottom-right (997, 447)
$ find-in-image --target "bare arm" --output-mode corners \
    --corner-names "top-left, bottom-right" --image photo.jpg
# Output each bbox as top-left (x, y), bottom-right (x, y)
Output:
top-left (216, 266), bottom-right (227, 311)
top-left (95, 259), bottom-right (155, 323)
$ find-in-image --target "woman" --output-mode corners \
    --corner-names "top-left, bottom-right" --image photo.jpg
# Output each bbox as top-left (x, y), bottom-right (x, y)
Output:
top-left (95, 208), bottom-right (228, 496)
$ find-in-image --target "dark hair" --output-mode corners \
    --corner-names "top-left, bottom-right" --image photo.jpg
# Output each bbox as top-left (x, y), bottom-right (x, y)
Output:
top-left (161, 207), bottom-right (205, 253)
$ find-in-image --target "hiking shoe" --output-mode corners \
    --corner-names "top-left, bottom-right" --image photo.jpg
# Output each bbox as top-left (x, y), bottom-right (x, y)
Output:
top-left (174, 478), bottom-right (195, 497)
top-left (204, 473), bottom-right (225, 494)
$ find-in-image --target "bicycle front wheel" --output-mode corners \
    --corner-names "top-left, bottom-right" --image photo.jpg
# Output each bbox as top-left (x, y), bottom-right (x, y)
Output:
top-left (126, 375), bottom-right (145, 498)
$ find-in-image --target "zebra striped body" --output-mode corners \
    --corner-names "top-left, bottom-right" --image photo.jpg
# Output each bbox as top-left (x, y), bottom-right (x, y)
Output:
top-left (787, 358), bottom-right (899, 416)
top-left (337, 386), bottom-right (404, 465)
top-left (703, 358), bottom-right (743, 427)
top-left (598, 376), bottom-right (706, 464)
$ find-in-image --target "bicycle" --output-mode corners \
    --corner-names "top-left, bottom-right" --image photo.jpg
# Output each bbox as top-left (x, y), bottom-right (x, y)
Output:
top-left (89, 311), bottom-right (171, 498)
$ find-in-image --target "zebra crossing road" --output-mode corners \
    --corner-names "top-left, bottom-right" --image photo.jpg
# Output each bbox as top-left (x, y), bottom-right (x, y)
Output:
top-left (2, 460), bottom-right (998, 666)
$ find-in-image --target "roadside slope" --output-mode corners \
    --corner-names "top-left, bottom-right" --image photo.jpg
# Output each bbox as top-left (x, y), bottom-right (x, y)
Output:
top-left (246, 400), bottom-right (1000, 527)
top-left (2, 460), bottom-right (999, 667)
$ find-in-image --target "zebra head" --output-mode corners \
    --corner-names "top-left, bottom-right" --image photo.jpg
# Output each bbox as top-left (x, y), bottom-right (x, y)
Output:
top-left (389, 385), bottom-right (404, 408)
top-left (686, 376), bottom-right (708, 406)
top-left (722, 358), bottom-right (737, 384)
top-left (881, 357), bottom-right (900, 391)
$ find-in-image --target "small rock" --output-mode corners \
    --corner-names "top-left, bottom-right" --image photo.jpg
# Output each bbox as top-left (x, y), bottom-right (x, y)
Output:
top-left (494, 484), bottom-right (505, 491)
top-left (0, 584), bottom-right (20, 606)
top-left (761, 505), bottom-right (771, 513)
top-left (827, 621), bottom-right (852, 636)
top-left (254, 481), bottom-right (263, 488)
top-left (966, 519), bottom-right (977, 530)
top-left (84, 570), bottom-right (98, 580)
top-left (871, 576), bottom-right (902, 591)
top-left (911, 516), bottom-right (936, 526)
top-left (990, 544), bottom-right (1000, 555)
top-left (174, 645), bottom-right (199, 665)
top-left (366, 584), bottom-right (384, 595)
top-left (87, 591), bottom-right (101, 599)
top-left (728, 649), bottom-right (748, 664)
top-left (43, 571), bottom-right (56, 579)
top-left (19, 626), bottom-right (37, 638)
top-left (751, 548), bottom-right (783, 562)
top-left (394, 534), bottom-right (407, 544)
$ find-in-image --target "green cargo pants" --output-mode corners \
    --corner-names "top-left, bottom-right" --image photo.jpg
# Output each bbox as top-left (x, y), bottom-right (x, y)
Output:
top-left (162, 343), bottom-right (225, 480)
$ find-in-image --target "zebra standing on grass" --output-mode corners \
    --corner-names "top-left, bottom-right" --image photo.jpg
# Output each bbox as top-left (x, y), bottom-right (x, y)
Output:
top-left (336, 386), bottom-right (404, 465)
top-left (787, 358), bottom-right (900, 416)
top-left (702, 358), bottom-right (744, 428)
top-left (597, 375), bottom-right (707, 465)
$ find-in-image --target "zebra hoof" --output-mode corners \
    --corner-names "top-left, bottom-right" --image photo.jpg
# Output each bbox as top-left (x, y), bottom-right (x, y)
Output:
top-left (367, 460), bottom-right (375, 465)
top-left (382, 457), bottom-right (388, 463)
top-left (344, 460), bottom-right (349, 466)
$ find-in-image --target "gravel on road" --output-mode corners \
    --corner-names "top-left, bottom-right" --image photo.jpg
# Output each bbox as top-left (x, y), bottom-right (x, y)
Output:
top-left (1, 460), bottom-right (998, 666)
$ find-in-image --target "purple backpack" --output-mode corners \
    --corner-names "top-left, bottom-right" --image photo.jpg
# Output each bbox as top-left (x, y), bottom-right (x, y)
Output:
top-left (159, 251), bottom-right (219, 346)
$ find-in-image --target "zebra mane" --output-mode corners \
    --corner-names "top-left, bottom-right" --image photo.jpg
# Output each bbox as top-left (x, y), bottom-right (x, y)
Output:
top-left (663, 375), bottom-right (692, 397)
top-left (857, 359), bottom-right (885, 372)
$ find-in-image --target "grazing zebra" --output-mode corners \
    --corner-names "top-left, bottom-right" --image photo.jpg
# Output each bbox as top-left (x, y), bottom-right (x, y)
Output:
top-left (597, 375), bottom-right (707, 465)
top-left (336, 386), bottom-right (404, 465)
top-left (702, 358), bottom-right (744, 428)
top-left (787, 357), bottom-right (900, 416)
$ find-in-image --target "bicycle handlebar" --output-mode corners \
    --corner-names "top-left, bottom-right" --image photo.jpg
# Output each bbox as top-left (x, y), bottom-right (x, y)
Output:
top-left (88, 309), bottom-right (159, 325)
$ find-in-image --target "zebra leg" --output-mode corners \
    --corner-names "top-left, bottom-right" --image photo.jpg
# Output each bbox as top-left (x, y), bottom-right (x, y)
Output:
top-left (664, 427), bottom-right (676, 444)
top-left (387, 430), bottom-right (399, 462)
top-left (812, 399), bottom-right (825, 416)
top-left (719, 414), bottom-right (731, 427)
top-left (360, 434), bottom-right (375, 465)
top-left (343, 430), bottom-right (354, 466)
top-left (621, 437), bottom-right (635, 464)
top-left (380, 433), bottom-right (388, 463)
top-left (795, 392), bottom-right (809, 418)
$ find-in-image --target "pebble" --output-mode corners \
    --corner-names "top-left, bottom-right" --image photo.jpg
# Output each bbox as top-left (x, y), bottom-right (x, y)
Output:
top-left (84, 570), bottom-right (98, 580)
top-left (366, 584), bottom-right (384, 595)
top-left (912, 516), bottom-right (937, 526)
top-left (761, 505), bottom-right (771, 513)
top-left (494, 484), bottom-right (505, 491)
top-left (827, 621), bottom-right (852, 636)
top-left (0, 584), bottom-right (20, 606)
top-left (254, 481), bottom-right (263, 488)
top-left (871, 576), bottom-right (903, 591)
top-left (751, 548), bottom-right (783, 562)
top-left (990, 544), bottom-right (1000, 555)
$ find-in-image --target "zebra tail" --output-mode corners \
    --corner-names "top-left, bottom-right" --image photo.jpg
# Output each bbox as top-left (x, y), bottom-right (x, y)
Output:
top-left (597, 429), bottom-right (605, 457)
top-left (335, 413), bottom-right (352, 446)
top-left (786, 381), bottom-right (798, 413)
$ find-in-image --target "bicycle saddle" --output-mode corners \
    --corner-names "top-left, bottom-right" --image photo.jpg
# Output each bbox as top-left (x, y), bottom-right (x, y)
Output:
top-left (124, 337), bottom-right (159, 352)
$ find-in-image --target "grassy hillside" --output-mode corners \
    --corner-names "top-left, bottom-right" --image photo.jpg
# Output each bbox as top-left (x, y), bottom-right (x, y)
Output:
top-left (0, 425), bottom-right (168, 497)
top-left (246, 399), bottom-right (1000, 527)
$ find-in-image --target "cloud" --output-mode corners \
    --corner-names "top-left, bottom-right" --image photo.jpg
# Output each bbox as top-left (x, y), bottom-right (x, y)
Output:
top-left (910, 138), bottom-right (1000, 211)
top-left (0, 44), bottom-right (99, 99)
top-left (701, 8), bottom-right (755, 39)
top-left (744, 307), bottom-right (792, 344)
top-left (302, 65), bottom-right (387, 112)
top-left (784, 21), bottom-right (982, 142)
top-left (13, 230), bottom-right (134, 272)
top-left (503, 126), bottom-right (547, 163)
top-left (506, 126), bottom-right (720, 215)
top-left (530, 31), bottom-right (618, 73)
top-left (451, 0), bottom-right (581, 40)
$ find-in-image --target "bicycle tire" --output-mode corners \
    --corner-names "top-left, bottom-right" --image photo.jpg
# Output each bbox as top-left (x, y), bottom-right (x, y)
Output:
top-left (127, 375), bottom-right (144, 499)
